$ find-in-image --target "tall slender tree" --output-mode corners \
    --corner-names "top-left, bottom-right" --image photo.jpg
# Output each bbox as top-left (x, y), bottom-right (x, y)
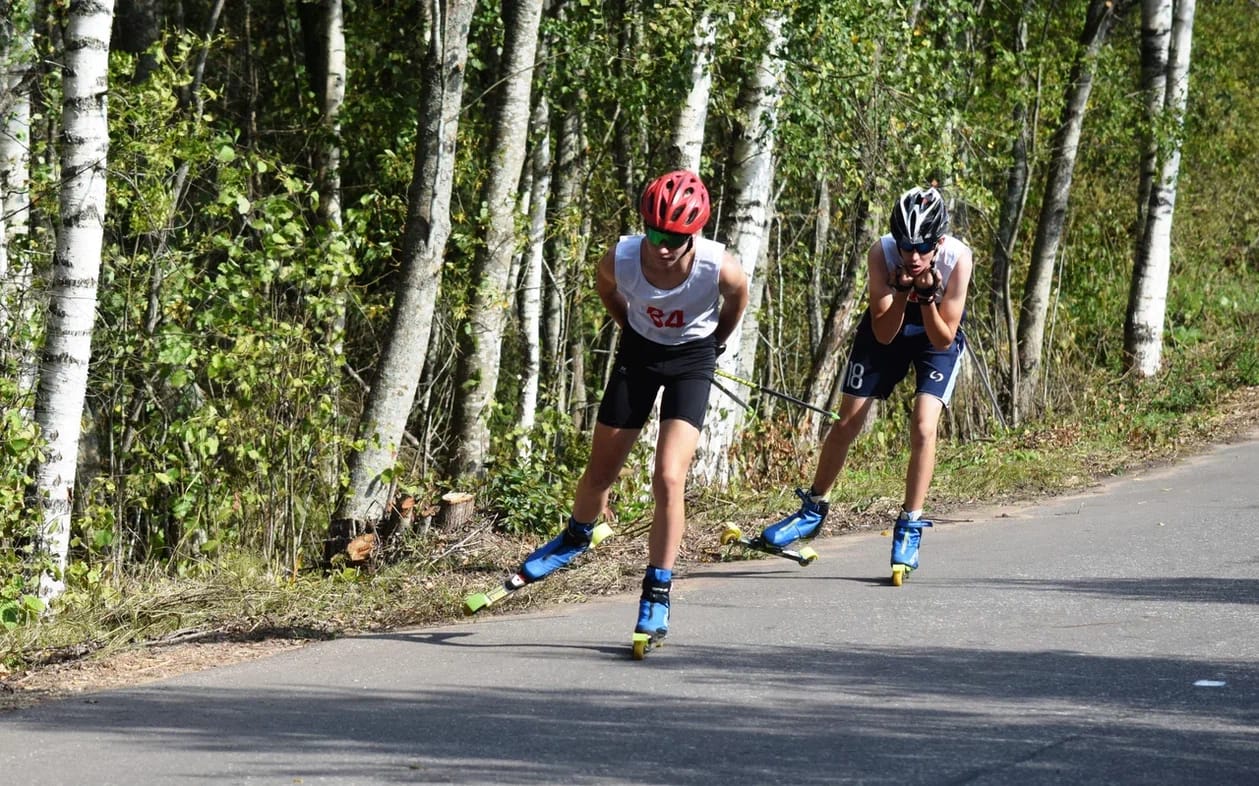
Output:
top-left (694, 11), bottom-right (785, 484)
top-left (1016, 0), bottom-right (1133, 417)
top-left (329, 0), bottom-right (476, 556)
top-left (1125, 0), bottom-right (1196, 376)
top-left (450, 0), bottom-right (544, 477)
top-left (32, 0), bottom-right (116, 601)
top-left (0, 0), bottom-right (34, 355)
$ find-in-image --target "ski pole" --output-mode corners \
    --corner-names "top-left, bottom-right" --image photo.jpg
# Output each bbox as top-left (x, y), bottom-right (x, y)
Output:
top-left (714, 368), bottom-right (839, 421)
top-left (711, 377), bottom-right (756, 416)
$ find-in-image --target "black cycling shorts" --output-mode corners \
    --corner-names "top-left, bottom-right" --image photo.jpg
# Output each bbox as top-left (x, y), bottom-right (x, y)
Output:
top-left (596, 326), bottom-right (718, 430)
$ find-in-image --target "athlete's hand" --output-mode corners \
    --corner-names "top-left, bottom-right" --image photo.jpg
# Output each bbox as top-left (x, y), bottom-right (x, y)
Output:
top-left (889, 265), bottom-right (915, 293)
top-left (913, 267), bottom-right (943, 304)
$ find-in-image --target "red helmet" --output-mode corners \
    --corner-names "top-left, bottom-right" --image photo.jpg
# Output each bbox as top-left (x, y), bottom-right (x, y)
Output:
top-left (639, 170), bottom-right (711, 234)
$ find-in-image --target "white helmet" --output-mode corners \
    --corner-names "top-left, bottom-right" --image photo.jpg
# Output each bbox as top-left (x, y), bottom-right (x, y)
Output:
top-left (890, 187), bottom-right (949, 246)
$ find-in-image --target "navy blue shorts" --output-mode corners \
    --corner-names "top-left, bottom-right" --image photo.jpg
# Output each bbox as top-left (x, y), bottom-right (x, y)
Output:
top-left (597, 327), bottom-right (718, 430)
top-left (840, 312), bottom-right (965, 404)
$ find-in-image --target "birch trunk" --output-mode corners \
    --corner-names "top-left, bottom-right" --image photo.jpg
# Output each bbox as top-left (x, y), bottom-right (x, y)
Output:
top-left (694, 12), bottom-right (785, 484)
top-left (1125, 0), bottom-right (1195, 377)
top-left (544, 104), bottom-right (585, 414)
top-left (330, 0), bottom-right (475, 553)
top-left (638, 9), bottom-right (717, 459)
top-left (1015, 0), bottom-right (1130, 418)
top-left (1135, 0), bottom-right (1172, 251)
top-left (318, 0), bottom-right (347, 354)
top-left (450, 0), bottom-right (543, 476)
top-left (515, 94), bottom-right (551, 455)
top-left (1, 0), bottom-right (34, 357)
top-left (670, 9), bottom-right (716, 172)
top-left (989, 0), bottom-right (1034, 426)
top-left (32, 0), bottom-right (115, 601)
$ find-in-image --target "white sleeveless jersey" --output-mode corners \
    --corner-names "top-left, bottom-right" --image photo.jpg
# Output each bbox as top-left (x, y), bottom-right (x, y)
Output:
top-left (879, 233), bottom-right (969, 304)
top-left (614, 235), bottom-right (725, 345)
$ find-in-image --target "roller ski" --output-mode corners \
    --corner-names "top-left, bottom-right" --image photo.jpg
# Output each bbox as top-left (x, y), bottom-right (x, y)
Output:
top-left (463, 519), bottom-right (613, 615)
top-left (631, 567), bottom-right (671, 660)
top-left (719, 524), bottom-right (818, 566)
top-left (721, 487), bottom-right (827, 566)
top-left (890, 513), bottom-right (932, 587)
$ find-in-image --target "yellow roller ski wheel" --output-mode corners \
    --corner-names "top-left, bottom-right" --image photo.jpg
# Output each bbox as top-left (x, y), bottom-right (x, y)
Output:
top-left (631, 633), bottom-right (651, 660)
top-left (463, 592), bottom-right (491, 615)
top-left (719, 525), bottom-right (743, 545)
top-left (891, 565), bottom-right (906, 587)
top-left (798, 546), bottom-right (819, 566)
top-left (591, 522), bottom-right (614, 547)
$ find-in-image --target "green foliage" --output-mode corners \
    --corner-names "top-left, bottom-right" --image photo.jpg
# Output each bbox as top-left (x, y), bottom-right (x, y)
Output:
top-left (480, 409), bottom-right (588, 536)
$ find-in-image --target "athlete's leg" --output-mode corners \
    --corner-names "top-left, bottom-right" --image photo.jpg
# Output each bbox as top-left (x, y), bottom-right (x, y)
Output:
top-left (810, 393), bottom-right (875, 496)
top-left (571, 423), bottom-right (641, 523)
top-left (903, 393), bottom-right (944, 512)
top-left (645, 417), bottom-right (702, 571)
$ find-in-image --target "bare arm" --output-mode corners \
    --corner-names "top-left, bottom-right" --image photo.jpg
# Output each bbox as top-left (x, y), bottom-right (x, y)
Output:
top-left (867, 241), bottom-right (910, 344)
top-left (714, 251), bottom-right (749, 346)
top-left (918, 248), bottom-right (972, 350)
top-left (596, 247), bottom-right (628, 328)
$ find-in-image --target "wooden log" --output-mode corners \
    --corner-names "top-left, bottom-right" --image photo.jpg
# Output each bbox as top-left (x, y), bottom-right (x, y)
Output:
top-left (437, 491), bottom-right (475, 529)
top-left (346, 532), bottom-right (378, 563)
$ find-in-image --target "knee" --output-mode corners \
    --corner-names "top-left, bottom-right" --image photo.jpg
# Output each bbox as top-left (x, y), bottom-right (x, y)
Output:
top-left (908, 419), bottom-right (937, 451)
top-left (829, 414), bottom-right (865, 446)
top-left (580, 465), bottom-right (620, 494)
top-left (651, 466), bottom-right (687, 501)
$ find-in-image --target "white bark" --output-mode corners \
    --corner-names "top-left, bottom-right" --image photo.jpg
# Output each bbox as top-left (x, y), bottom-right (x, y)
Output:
top-left (1016, 0), bottom-right (1128, 417)
top-left (1, 0), bottom-right (34, 348)
top-left (694, 13), bottom-right (785, 484)
top-left (451, 0), bottom-right (544, 476)
top-left (333, 0), bottom-right (475, 532)
top-left (33, 0), bottom-right (115, 601)
top-left (516, 94), bottom-right (551, 455)
top-left (1135, 0), bottom-right (1172, 251)
top-left (1125, 0), bottom-right (1195, 377)
top-left (670, 9), bottom-right (716, 172)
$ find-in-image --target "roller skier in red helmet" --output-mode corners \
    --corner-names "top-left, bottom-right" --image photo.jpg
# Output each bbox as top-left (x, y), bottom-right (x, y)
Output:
top-left (466, 170), bottom-right (748, 657)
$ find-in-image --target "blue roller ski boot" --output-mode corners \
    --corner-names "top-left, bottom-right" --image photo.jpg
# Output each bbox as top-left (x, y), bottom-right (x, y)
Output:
top-left (520, 517), bottom-right (603, 582)
top-left (890, 511), bottom-right (933, 586)
top-left (463, 517), bottom-right (614, 615)
top-left (756, 487), bottom-right (830, 549)
top-left (631, 566), bottom-right (671, 660)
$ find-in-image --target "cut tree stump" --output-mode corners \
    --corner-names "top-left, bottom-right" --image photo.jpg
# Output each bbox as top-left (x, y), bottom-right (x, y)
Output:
top-left (437, 491), bottom-right (475, 529)
top-left (346, 532), bottom-right (378, 563)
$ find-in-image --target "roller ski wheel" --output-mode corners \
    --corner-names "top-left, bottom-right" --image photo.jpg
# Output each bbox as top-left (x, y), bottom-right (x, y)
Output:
top-left (461, 522), bottom-right (615, 615)
top-left (631, 631), bottom-right (663, 660)
top-left (720, 524), bottom-right (818, 567)
top-left (890, 564), bottom-right (911, 587)
top-left (588, 522), bottom-right (614, 547)
top-left (463, 573), bottom-right (527, 615)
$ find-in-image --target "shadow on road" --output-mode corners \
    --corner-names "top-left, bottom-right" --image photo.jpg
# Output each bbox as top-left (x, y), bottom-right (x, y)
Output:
top-left (938, 577), bottom-right (1259, 606)
top-left (9, 642), bottom-right (1256, 784)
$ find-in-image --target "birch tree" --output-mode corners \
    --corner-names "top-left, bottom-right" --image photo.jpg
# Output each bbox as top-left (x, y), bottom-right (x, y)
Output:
top-left (1016, 0), bottom-right (1132, 418)
top-left (450, 0), bottom-right (544, 477)
top-left (694, 11), bottom-right (785, 484)
top-left (32, 0), bottom-right (115, 601)
top-left (1, 0), bottom-right (34, 354)
top-left (1125, 0), bottom-right (1196, 376)
top-left (988, 0), bottom-right (1035, 426)
top-left (311, 0), bottom-right (348, 352)
top-left (515, 93), bottom-right (551, 455)
top-left (329, 0), bottom-right (475, 555)
top-left (670, 9), bottom-right (716, 172)
top-left (1134, 0), bottom-right (1172, 252)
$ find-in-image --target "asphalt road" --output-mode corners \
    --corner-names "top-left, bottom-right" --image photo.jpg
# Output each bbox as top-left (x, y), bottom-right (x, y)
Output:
top-left (2, 438), bottom-right (1257, 785)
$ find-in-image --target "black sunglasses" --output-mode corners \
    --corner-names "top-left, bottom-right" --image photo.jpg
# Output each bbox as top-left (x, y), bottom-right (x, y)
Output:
top-left (897, 238), bottom-right (938, 254)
